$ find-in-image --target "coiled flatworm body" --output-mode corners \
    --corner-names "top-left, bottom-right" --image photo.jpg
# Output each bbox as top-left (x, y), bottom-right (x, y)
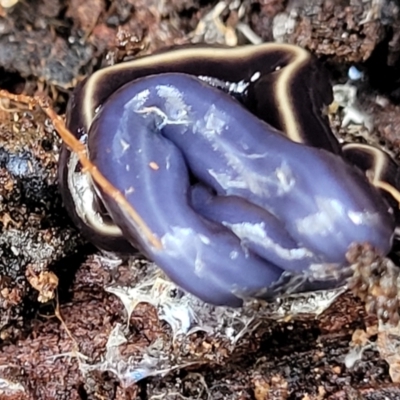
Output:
top-left (60, 44), bottom-right (399, 306)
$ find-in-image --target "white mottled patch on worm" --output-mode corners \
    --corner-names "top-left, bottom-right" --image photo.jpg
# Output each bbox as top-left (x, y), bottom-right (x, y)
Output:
top-left (123, 86), bottom-right (191, 134)
top-left (348, 210), bottom-right (384, 228)
top-left (165, 154), bottom-right (171, 170)
top-left (207, 169), bottom-right (255, 193)
top-left (194, 104), bottom-right (227, 138)
top-left (119, 138), bottom-right (130, 153)
top-left (196, 108), bottom-right (295, 198)
top-left (161, 227), bottom-right (211, 277)
top-left (224, 221), bottom-right (313, 260)
top-left (274, 162), bottom-right (295, 194)
top-left (207, 159), bottom-right (295, 198)
top-left (127, 88), bottom-right (150, 111)
top-left (194, 255), bottom-right (207, 276)
top-left (295, 197), bottom-right (346, 237)
top-left (113, 91), bottom-right (150, 160)
top-left (156, 84), bottom-right (192, 124)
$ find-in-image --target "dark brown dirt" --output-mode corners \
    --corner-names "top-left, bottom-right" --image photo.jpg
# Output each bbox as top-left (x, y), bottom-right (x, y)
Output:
top-left (1, 0), bottom-right (400, 399)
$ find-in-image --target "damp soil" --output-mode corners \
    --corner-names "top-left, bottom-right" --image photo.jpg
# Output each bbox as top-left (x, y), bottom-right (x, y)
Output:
top-left (1, 0), bottom-right (400, 399)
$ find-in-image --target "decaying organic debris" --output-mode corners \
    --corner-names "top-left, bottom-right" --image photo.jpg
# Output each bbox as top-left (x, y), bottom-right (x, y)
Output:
top-left (1, 1), bottom-right (400, 399)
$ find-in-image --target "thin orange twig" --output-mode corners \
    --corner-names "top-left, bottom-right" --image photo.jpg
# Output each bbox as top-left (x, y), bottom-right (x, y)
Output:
top-left (0, 90), bottom-right (162, 250)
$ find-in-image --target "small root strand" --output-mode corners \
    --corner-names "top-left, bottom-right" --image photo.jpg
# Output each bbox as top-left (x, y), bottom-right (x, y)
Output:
top-left (0, 90), bottom-right (162, 250)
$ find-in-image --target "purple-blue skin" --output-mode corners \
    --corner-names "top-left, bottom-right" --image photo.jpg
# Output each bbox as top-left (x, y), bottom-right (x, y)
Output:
top-left (89, 81), bottom-right (284, 306)
top-left (190, 184), bottom-right (323, 272)
top-left (88, 73), bottom-right (394, 305)
top-left (59, 43), bottom-right (340, 255)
